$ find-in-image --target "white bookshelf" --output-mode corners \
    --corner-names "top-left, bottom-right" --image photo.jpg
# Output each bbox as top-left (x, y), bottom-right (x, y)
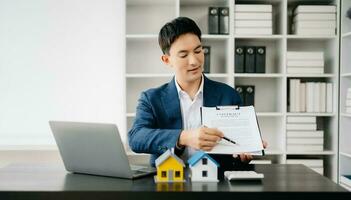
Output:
top-left (126, 0), bottom-right (340, 182)
top-left (339, 0), bottom-right (351, 191)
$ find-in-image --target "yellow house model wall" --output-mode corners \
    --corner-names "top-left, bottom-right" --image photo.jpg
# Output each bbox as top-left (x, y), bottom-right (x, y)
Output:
top-left (157, 157), bottom-right (184, 182)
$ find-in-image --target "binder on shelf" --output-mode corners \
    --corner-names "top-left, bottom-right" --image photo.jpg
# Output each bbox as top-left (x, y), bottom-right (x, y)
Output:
top-left (235, 85), bottom-right (244, 103)
top-left (245, 47), bottom-right (255, 73)
top-left (245, 86), bottom-right (255, 106)
top-left (235, 46), bottom-right (245, 73)
top-left (208, 7), bottom-right (219, 34)
top-left (203, 46), bottom-right (211, 73)
top-left (219, 7), bottom-right (229, 35)
top-left (255, 46), bottom-right (266, 73)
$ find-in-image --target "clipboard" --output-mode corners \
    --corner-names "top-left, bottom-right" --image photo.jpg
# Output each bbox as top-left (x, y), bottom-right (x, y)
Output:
top-left (200, 105), bottom-right (265, 156)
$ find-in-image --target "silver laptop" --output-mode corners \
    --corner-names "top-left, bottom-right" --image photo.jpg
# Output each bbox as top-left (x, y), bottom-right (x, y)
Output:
top-left (49, 121), bottom-right (156, 179)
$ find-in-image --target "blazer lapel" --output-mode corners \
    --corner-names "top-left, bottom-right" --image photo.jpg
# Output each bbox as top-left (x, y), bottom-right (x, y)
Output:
top-left (203, 75), bottom-right (221, 107)
top-left (161, 77), bottom-right (182, 128)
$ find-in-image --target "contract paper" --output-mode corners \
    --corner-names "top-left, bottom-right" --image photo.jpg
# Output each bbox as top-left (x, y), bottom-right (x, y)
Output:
top-left (201, 106), bottom-right (264, 155)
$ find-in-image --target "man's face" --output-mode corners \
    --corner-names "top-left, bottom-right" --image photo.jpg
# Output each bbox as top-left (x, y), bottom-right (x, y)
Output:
top-left (162, 33), bottom-right (204, 83)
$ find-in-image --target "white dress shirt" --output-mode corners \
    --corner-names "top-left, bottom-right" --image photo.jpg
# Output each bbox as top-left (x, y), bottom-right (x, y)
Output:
top-left (174, 75), bottom-right (204, 162)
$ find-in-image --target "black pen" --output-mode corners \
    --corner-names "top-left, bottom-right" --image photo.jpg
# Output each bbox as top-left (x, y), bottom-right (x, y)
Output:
top-left (222, 136), bottom-right (237, 145)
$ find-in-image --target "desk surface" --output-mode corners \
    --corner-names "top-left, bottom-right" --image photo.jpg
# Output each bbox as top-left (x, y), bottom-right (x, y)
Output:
top-left (0, 163), bottom-right (348, 200)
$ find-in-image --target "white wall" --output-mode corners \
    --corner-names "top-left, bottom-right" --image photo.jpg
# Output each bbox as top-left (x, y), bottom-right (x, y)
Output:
top-left (0, 0), bottom-right (126, 147)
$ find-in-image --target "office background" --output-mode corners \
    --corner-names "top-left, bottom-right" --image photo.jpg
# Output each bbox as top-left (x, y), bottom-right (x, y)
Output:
top-left (0, 0), bottom-right (350, 191)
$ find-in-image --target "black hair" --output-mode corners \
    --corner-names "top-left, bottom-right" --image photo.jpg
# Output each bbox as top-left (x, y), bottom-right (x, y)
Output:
top-left (158, 17), bottom-right (202, 55)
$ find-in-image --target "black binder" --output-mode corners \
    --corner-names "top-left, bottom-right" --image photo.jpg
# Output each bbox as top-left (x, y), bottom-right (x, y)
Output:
top-left (235, 85), bottom-right (245, 104)
top-left (255, 46), bottom-right (266, 73)
top-left (219, 7), bottom-right (229, 35)
top-left (245, 46), bottom-right (256, 73)
top-left (245, 86), bottom-right (255, 106)
top-left (208, 7), bottom-right (219, 34)
top-left (203, 46), bottom-right (211, 73)
top-left (235, 46), bottom-right (245, 73)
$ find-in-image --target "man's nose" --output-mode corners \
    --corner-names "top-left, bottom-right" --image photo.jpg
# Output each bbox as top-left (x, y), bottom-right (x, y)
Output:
top-left (189, 54), bottom-right (200, 66)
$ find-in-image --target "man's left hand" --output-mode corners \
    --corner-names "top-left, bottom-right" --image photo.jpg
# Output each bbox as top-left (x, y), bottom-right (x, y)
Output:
top-left (233, 140), bottom-right (268, 163)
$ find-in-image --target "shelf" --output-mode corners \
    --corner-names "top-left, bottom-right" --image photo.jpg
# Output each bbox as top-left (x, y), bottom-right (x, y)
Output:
top-left (342, 32), bottom-right (351, 38)
top-left (286, 113), bottom-right (336, 117)
top-left (287, 35), bottom-right (337, 40)
top-left (235, 73), bottom-right (283, 78)
top-left (341, 113), bottom-right (351, 118)
top-left (286, 151), bottom-right (335, 155)
top-left (286, 74), bottom-right (336, 78)
top-left (341, 73), bottom-right (351, 77)
top-left (234, 35), bottom-right (283, 39)
top-left (202, 34), bottom-right (230, 40)
top-left (340, 152), bottom-right (351, 159)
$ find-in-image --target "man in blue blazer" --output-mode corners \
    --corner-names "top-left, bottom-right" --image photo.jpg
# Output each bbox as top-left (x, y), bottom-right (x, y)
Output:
top-left (128, 17), bottom-right (267, 172)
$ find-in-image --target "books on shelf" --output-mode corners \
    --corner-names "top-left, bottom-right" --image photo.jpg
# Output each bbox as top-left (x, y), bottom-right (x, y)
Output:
top-left (287, 51), bottom-right (324, 74)
top-left (294, 5), bottom-right (336, 14)
top-left (286, 123), bottom-right (317, 131)
top-left (287, 130), bottom-right (324, 138)
top-left (292, 5), bottom-right (336, 36)
top-left (289, 79), bottom-right (333, 113)
top-left (286, 116), bottom-right (324, 152)
top-left (287, 116), bottom-right (316, 123)
top-left (287, 51), bottom-right (324, 60)
top-left (293, 13), bottom-right (336, 21)
top-left (234, 4), bottom-right (272, 35)
top-left (234, 4), bottom-right (272, 13)
top-left (235, 12), bottom-right (272, 20)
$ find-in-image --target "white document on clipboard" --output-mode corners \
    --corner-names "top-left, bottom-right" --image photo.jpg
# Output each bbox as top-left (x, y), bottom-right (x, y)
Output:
top-left (201, 106), bottom-right (264, 155)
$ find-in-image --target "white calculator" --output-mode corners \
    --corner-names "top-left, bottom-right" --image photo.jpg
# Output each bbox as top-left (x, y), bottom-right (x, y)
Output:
top-left (224, 171), bottom-right (264, 181)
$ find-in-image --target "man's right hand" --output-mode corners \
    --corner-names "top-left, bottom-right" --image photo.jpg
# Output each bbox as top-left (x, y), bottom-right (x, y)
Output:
top-left (178, 127), bottom-right (224, 151)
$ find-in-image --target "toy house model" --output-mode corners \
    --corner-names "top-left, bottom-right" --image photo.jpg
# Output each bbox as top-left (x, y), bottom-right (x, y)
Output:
top-left (154, 149), bottom-right (185, 183)
top-left (188, 151), bottom-right (219, 182)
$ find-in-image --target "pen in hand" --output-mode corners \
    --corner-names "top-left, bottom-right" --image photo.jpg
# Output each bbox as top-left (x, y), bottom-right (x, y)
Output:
top-left (222, 136), bottom-right (237, 145)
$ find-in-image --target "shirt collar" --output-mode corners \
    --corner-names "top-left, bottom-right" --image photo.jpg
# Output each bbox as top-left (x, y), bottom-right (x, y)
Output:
top-left (174, 74), bottom-right (204, 97)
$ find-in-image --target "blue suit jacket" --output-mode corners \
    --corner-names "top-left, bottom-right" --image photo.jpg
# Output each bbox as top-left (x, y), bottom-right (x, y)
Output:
top-left (128, 75), bottom-right (242, 166)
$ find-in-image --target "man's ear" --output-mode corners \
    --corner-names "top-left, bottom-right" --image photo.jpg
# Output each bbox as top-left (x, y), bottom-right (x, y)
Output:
top-left (161, 54), bottom-right (171, 66)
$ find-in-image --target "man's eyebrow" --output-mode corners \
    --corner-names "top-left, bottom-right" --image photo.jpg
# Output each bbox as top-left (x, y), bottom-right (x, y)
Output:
top-left (177, 45), bottom-right (202, 54)
top-left (177, 50), bottom-right (188, 54)
top-left (194, 45), bottom-right (202, 50)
